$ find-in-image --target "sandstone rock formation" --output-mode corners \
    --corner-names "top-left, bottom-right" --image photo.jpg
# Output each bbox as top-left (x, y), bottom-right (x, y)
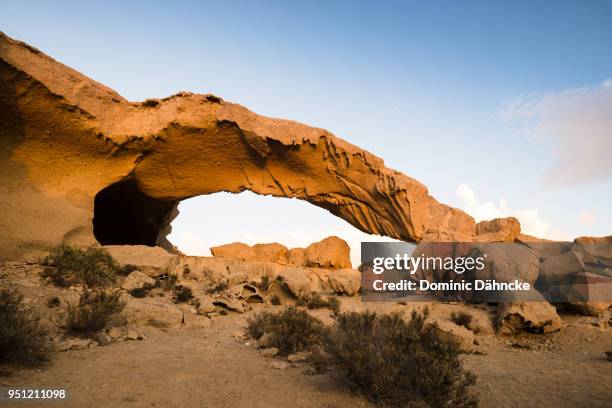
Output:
top-left (211, 236), bottom-right (352, 269)
top-left (211, 242), bottom-right (289, 264)
top-left (1, 31), bottom-right (501, 262)
top-left (302, 236), bottom-right (351, 269)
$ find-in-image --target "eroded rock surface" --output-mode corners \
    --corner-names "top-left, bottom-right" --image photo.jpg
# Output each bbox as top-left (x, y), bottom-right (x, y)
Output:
top-left (211, 236), bottom-right (351, 269)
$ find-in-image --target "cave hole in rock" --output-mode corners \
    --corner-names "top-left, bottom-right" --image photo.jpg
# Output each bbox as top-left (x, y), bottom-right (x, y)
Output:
top-left (93, 178), bottom-right (178, 248)
top-left (167, 191), bottom-right (399, 266)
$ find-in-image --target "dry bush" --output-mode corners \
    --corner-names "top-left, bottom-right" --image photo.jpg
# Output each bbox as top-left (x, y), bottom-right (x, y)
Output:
top-left (117, 264), bottom-right (138, 276)
top-left (157, 273), bottom-right (179, 290)
top-left (325, 309), bottom-right (478, 408)
top-left (247, 307), bottom-right (325, 356)
top-left (66, 290), bottom-right (126, 333)
top-left (296, 292), bottom-right (341, 314)
top-left (326, 296), bottom-right (341, 315)
top-left (0, 288), bottom-right (50, 367)
top-left (205, 281), bottom-right (228, 294)
top-left (450, 311), bottom-right (473, 330)
top-left (172, 285), bottom-right (193, 303)
top-left (270, 295), bottom-right (282, 305)
top-left (128, 283), bottom-right (155, 298)
top-left (43, 245), bottom-right (119, 288)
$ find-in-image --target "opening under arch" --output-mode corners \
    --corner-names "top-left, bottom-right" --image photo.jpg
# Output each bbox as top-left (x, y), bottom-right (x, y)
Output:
top-left (167, 191), bottom-right (399, 266)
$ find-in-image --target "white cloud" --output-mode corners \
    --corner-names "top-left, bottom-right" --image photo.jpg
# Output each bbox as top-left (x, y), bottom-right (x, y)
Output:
top-left (499, 79), bottom-right (612, 185)
top-left (578, 211), bottom-right (595, 226)
top-left (456, 184), bottom-right (568, 240)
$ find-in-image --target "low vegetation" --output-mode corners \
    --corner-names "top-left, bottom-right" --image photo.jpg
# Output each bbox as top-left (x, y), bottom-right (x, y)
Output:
top-left (0, 288), bottom-right (50, 367)
top-left (325, 309), bottom-right (478, 408)
top-left (66, 290), bottom-right (126, 333)
top-left (296, 292), bottom-right (341, 314)
top-left (247, 307), bottom-right (325, 356)
top-left (43, 245), bottom-right (119, 287)
top-left (205, 281), bottom-right (228, 294)
top-left (128, 283), bottom-right (155, 298)
top-left (270, 295), bottom-right (281, 305)
top-left (172, 285), bottom-right (194, 303)
top-left (248, 306), bottom-right (478, 407)
top-left (451, 311), bottom-right (474, 330)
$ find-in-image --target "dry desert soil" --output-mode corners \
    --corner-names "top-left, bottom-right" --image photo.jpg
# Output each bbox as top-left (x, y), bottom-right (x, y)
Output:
top-left (1, 302), bottom-right (610, 408)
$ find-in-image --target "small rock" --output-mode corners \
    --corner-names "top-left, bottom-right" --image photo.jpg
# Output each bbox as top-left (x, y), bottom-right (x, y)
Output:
top-left (107, 327), bottom-right (122, 339)
top-left (269, 361), bottom-right (290, 370)
top-left (511, 341), bottom-right (532, 350)
top-left (258, 332), bottom-right (273, 348)
top-left (287, 351), bottom-right (310, 363)
top-left (121, 271), bottom-right (155, 292)
top-left (231, 331), bottom-right (245, 341)
top-left (66, 338), bottom-right (93, 350)
top-left (93, 333), bottom-right (112, 346)
top-left (126, 330), bottom-right (140, 341)
top-left (260, 347), bottom-right (279, 357)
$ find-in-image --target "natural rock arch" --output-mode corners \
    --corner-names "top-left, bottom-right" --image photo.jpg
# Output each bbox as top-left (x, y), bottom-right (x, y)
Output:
top-left (0, 32), bottom-right (513, 261)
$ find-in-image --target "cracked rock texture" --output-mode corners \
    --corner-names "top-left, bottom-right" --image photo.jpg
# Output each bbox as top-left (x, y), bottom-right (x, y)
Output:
top-left (0, 31), bottom-right (517, 261)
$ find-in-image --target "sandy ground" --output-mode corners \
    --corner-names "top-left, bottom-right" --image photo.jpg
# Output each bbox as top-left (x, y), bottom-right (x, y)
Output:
top-left (1, 308), bottom-right (610, 408)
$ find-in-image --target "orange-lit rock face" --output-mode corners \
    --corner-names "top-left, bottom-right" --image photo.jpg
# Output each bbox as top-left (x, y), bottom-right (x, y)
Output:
top-left (1, 32), bottom-right (485, 261)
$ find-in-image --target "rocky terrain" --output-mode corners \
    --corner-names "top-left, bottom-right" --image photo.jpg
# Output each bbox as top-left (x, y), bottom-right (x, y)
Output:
top-left (0, 238), bottom-right (611, 407)
top-left (0, 32), bottom-right (611, 407)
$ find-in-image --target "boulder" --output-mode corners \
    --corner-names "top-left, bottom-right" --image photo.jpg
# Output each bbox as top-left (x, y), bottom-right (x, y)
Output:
top-left (304, 236), bottom-right (351, 269)
top-left (327, 269), bottom-right (360, 296)
top-left (287, 248), bottom-right (306, 267)
top-left (537, 246), bottom-right (612, 314)
top-left (125, 297), bottom-right (185, 328)
top-left (428, 318), bottom-right (474, 352)
top-left (121, 271), bottom-right (156, 291)
top-left (252, 243), bottom-right (289, 264)
top-left (474, 243), bottom-right (540, 287)
top-left (476, 217), bottom-right (521, 242)
top-left (104, 245), bottom-right (179, 277)
top-left (210, 242), bottom-right (255, 260)
top-left (566, 301), bottom-right (610, 317)
top-left (211, 237), bottom-right (351, 270)
top-left (412, 242), bottom-right (539, 302)
top-left (572, 236), bottom-right (612, 278)
top-left (496, 290), bottom-right (562, 334)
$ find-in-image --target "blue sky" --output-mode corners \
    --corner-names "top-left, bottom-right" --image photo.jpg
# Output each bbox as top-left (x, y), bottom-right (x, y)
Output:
top-left (3, 1), bottom-right (611, 264)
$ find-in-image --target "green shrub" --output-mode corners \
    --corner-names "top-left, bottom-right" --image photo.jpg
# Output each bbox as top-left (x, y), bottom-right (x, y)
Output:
top-left (451, 311), bottom-right (473, 330)
top-left (324, 309), bottom-right (478, 408)
top-left (66, 290), bottom-right (126, 333)
top-left (247, 307), bottom-right (325, 356)
top-left (0, 288), bottom-right (50, 367)
top-left (43, 245), bottom-right (119, 288)
top-left (128, 284), bottom-right (154, 298)
top-left (172, 285), bottom-right (193, 303)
